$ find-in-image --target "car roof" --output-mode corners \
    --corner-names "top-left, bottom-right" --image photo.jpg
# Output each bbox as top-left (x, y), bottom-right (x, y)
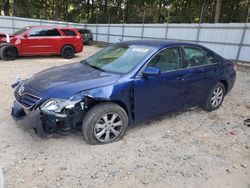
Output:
top-left (78, 29), bottom-right (92, 32)
top-left (78, 29), bottom-right (91, 31)
top-left (117, 40), bottom-right (203, 49)
top-left (25, 26), bottom-right (76, 30)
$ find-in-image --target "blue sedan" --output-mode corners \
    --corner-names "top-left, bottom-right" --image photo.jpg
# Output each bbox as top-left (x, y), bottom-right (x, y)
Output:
top-left (11, 40), bottom-right (236, 144)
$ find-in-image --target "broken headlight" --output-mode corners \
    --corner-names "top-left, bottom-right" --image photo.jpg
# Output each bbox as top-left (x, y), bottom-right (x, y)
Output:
top-left (41, 98), bottom-right (82, 113)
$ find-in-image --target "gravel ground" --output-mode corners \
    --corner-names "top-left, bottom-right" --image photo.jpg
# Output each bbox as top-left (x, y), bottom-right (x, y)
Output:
top-left (0, 46), bottom-right (249, 188)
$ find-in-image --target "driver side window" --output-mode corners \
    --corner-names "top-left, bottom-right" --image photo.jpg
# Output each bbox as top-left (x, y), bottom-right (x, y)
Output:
top-left (28, 28), bottom-right (44, 37)
top-left (147, 48), bottom-right (181, 72)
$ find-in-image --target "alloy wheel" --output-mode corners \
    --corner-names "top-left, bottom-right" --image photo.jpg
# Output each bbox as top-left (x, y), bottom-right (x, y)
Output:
top-left (64, 47), bottom-right (74, 57)
top-left (94, 112), bottom-right (123, 143)
top-left (211, 87), bottom-right (224, 107)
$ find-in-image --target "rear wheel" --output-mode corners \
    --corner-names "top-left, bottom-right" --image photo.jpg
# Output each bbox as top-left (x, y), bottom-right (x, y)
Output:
top-left (82, 102), bottom-right (128, 145)
top-left (203, 82), bottom-right (225, 111)
top-left (0, 45), bottom-right (17, 61)
top-left (61, 45), bottom-right (75, 59)
top-left (87, 39), bottom-right (92, 45)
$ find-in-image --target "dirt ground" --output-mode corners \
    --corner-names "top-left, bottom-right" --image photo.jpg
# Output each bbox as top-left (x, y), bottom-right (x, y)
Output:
top-left (0, 46), bottom-right (249, 188)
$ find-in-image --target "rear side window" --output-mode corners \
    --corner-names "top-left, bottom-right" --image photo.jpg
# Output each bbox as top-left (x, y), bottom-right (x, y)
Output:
top-left (61, 29), bottom-right (76, 36)
top-left (183, 47), bottom-right (217, 67)
top-left (79, 30), bottom-right (91, 34)
top-left (44, 29), bottom-right (61, 36)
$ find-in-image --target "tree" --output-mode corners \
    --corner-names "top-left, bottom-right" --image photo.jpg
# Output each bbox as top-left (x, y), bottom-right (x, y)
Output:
top-left (2, 0), bottom-right (10, 16)
top-left (0, 0), bottom-right (249, 23)
top-left (214, 0), bottom-right (222, 22)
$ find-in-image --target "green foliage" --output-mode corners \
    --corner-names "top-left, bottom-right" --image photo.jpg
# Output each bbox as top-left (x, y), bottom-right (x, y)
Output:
top-left (1, 0), bottom-right (249, 23)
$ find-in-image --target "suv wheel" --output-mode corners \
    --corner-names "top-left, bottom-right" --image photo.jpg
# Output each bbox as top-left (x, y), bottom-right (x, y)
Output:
top-left (82, 102), bottom-right (128, 145)
top-left (0, 45), bottom-right (17, 61)
top-left (203, 82), bottom-right (225, 111)
top-left (61, 45), bottom-right (75, 59)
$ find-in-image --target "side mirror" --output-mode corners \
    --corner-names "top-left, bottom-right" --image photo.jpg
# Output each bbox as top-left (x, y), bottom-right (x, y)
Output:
top-left (142, 67), bottom-right (161, 77)
top-left (23, 33), bottom-right (29, 38)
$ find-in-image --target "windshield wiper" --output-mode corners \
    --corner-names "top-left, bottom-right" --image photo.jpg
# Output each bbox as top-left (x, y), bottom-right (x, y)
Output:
top-left (83, 60), bottom-right (106, 72)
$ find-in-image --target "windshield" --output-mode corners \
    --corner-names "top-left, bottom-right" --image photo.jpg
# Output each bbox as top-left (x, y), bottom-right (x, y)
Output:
top-left (13, 27), bottom-right (29, 35)
top-left (85, 44), bottom-right (155, 74)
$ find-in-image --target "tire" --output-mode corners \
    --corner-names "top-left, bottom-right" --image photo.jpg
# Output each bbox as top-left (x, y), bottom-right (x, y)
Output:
top-left (82, 102), bottom-right (128, 145)
top-left (203, 82), bottom-right (225, 111)
top-left (61, 45), bottom-right (75, 59)
top-left (87, 39), bottom-right (92, 45)
top-left (0, 45), bottom-right (17, 61)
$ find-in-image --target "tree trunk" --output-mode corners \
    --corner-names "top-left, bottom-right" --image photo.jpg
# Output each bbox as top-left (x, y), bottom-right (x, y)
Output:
top-left (44, 0), bottom-right (47, 19)
top-left (86, 0), bottom-right (90, 21)
top-left (3, 0), bottom-right (10, 16)
top-left (214, 0), bottom-right (222, 23)
top-left (65, 0), bottom-right (69, 21)
top-left (53, 0), bottom-right (60, 20)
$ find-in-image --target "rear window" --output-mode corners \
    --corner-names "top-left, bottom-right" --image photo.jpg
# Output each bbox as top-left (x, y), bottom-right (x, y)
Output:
top-left (78, 29), bottom-right (91, 34)
top-left (61, 29), bottom-right (76, 36)
top-left (44, 29), bottom-right (61, 36)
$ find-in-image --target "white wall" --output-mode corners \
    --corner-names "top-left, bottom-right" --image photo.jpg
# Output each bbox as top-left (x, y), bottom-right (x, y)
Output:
top-left (0, 16), bottom-right (249, 62)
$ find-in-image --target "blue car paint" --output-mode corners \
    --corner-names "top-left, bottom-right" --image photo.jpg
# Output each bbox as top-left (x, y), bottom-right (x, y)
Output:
top-left (11, 40), bottom-right (236, 136)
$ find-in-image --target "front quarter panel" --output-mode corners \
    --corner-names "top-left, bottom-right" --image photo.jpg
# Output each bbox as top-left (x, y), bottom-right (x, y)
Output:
top-left (78, 81), bottom-right (134, 123)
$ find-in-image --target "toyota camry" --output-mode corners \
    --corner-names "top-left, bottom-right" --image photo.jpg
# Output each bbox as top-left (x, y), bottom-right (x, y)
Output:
top-left (11, 40), bottom-right (236, 144)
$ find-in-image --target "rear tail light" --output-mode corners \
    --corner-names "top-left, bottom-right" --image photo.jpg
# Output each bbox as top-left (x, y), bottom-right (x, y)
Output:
top-left (232, 63), bottom-right (237, 71)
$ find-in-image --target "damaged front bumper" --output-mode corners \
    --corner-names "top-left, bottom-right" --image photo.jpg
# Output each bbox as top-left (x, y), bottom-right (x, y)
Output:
top-left (11, 100), bottom-right (85, 136)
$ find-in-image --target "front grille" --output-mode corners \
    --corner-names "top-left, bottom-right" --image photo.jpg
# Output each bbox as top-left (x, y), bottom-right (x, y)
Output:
top-left (15, 91), bottom-right (42, 109)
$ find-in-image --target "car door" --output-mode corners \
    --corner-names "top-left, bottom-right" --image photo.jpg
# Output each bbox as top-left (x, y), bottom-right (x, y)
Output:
top-left (133, 47), bottom-right (186, 122)
top-left (181, 46), bottom-right (219, 107)
top-left (42, 28), bottom-right (62, 53)
top-left (21, 27), bottom-right (45, 54)
top-left (21, 28), bottom-right (61, 54)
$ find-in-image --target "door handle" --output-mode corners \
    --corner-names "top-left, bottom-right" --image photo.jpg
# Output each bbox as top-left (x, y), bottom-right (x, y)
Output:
top-left (177, 75), bottom-right (184, 80)
top-left (177, 74), bottom-right (191, 80)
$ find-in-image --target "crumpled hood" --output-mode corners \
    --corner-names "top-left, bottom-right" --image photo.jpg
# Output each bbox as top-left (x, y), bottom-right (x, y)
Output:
top-left (25, 62), bottom-right (121, 98)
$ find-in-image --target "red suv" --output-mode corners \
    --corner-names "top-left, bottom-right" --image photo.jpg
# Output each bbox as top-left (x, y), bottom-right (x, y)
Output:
top-left (0, 26), bottom-right (83, 60)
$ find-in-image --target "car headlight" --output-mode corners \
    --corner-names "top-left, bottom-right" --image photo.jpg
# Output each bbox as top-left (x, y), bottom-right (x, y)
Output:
top-left (42, 100), bottom-right (59, 111)
top-left (41, 98), bottom-right (82, 113)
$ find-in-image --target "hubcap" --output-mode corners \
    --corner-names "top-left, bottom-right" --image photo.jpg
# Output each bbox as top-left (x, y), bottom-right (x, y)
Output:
top-left (211, 87), bottom-right (223, 107)
top-left (6, 48), bottom-right (15, 58)
top-left (64, 47), bottom-right (73, 57)
top-left (94, 112), bottom-right (123, 143)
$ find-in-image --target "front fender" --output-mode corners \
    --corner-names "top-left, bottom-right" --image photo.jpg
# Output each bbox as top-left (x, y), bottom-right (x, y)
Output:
top-left (76, 81), bottom-right (134, 123)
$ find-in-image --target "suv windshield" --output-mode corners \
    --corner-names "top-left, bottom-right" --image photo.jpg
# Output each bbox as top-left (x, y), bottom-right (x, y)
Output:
top-left (85, 44), bottom-right (155, 74)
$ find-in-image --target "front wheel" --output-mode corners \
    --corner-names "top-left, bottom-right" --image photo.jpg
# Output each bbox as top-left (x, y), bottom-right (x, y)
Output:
top-left (0, 45), bottom-right (18, 61)
top-left (203, 82), bottom-right (225, 111)
top-left (61, 45), bottom-right (75, 59)
top-left (82, 102), bottom-right (128, 145)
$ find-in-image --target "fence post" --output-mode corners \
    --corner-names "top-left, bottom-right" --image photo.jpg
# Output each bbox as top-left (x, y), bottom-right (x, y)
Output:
top-left (121, 11), bottom-right (125, 41)
top-left (96, 24), bottom-right (98, 41)
top-left (96, 14), bottom-right (99, 41)
top-left (141, 9), bottom-right (145, 39)
top-left (236, 6), bottom-right (249, 63)
top-left (107, 13), bottom-right (110, 43)
top-left (141, 24), bottom-right (145, 39)
top-left (164, 23), bottom-right (169, 40)
top-left (12, 16), bottom-right (15, 32)
top-left (121, 23), bottom-right (125, 41)
top-left (196, 24), bottom-right (201, 43)
top-left (236, 24), bottom-right (247, 63)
